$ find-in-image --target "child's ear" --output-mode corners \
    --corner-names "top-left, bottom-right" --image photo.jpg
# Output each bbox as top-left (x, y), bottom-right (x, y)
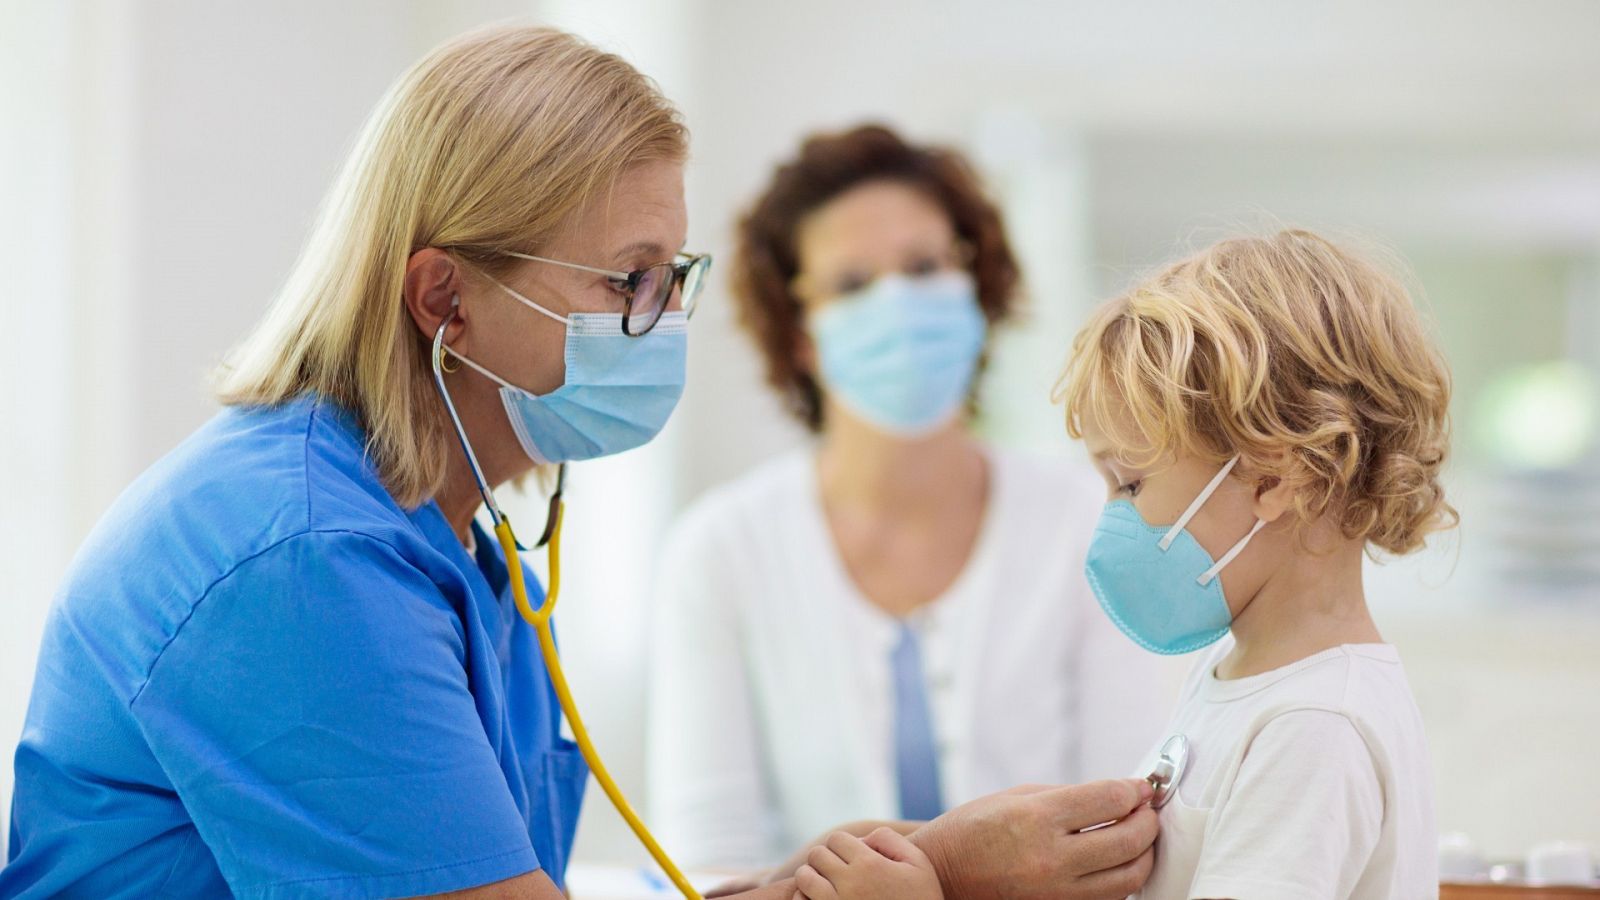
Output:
top-left (1248, 456), bottom-right (1297, 524)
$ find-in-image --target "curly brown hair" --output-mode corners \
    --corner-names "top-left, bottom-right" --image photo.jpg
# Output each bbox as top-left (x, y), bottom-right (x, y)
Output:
top-left (730, 124), bottom-right (1021, 432)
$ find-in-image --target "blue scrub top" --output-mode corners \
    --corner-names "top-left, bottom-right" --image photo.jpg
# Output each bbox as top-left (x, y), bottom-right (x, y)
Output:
top-left (2, 397), bottom-right (588, 898)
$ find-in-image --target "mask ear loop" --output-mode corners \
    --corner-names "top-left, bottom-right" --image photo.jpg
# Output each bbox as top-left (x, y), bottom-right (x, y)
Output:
top-left (1153, 455), bottom-right (1267, 585)
top-left (486, 270), bottom-right (571, 326)
top-left (1198, 518), bottom-right (1267, 586)
top-left (1159, 456), bottom-right (1241, 551)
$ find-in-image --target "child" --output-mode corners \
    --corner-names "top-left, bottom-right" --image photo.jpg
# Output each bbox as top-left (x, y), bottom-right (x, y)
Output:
top-left (1058, 229), bottom-right (1449, 899)
top-left (793, 229), bottom-right (1450, 900)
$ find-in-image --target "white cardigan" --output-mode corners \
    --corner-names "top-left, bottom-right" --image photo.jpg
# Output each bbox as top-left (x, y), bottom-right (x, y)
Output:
top-left (645, 447), bottom-right (1171, 868)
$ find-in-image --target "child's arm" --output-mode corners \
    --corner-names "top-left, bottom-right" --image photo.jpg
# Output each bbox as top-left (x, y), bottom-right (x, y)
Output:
top-left (792, 828), bottom-right (943, 900)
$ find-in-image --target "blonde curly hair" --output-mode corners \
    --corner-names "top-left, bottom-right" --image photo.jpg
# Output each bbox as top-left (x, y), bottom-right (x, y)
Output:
top-left (1057, 229), bottom-right (1457, 556)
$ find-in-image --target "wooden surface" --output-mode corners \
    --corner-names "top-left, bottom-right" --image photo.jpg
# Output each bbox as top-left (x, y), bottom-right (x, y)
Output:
top-left (1442, 882), bottom-right (1600, 899)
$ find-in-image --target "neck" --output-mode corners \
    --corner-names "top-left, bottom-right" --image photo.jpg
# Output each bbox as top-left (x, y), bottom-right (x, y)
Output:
top-left (1218, 537), bottom-right (1381, 679)
top-left (432, 371), bottom-right (536, 543)
top-left (815, 406), bottom-right (983, 518)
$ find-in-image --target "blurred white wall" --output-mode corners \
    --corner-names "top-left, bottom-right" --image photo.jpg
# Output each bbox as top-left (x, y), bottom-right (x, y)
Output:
top-left (3, 0), bottom-right (1599, 870)
top-left (0, 2), bottom-right (80, 847)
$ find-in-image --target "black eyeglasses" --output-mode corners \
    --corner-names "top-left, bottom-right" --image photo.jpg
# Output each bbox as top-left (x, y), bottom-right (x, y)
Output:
top-left (504, 250), bottom-right (712, 336)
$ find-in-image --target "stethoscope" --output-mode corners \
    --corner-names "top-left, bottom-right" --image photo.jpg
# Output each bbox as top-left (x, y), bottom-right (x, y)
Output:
top-left (431, 312), bottom-right (704, 899)
top-left (1146, 734), bottom-right (1191, 809)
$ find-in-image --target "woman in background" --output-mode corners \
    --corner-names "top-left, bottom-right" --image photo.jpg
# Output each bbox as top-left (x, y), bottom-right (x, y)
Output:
top-left (647, 124), bottom-right (1167, 868)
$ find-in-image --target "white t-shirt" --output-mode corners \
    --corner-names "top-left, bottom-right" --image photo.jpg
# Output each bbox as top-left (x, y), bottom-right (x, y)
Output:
top-left (646, 446), bottom-right (1170, 867)
top-left (1134, 635), bottom-right (1438, 900)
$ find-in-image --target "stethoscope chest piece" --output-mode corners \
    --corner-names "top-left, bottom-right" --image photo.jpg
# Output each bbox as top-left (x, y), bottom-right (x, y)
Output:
top-left (1147, 733), bottom-right (1190, 810)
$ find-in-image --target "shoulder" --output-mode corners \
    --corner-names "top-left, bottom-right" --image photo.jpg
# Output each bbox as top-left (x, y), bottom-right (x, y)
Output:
top-left (135, 396), bottom-right (411, 553)
top-left (54, 398), bottom-right (435, 699)
top-left (1273, 644), bottom-right (1417, 720)
top-left (1197, 645), bottom-right (1425, 785)
top-left (1245, 706), bottom-right (1375, 761)
top-left (181, 527), bottom-right (462, 648)
top-left (1223, 656), bottom-right (1427, 786)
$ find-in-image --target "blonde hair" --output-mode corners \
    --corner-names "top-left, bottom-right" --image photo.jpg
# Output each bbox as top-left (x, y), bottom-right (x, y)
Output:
top-left (216, 24), bottom-right (686, 507)
top-left (1057, 229), bottom-right (1456, 556)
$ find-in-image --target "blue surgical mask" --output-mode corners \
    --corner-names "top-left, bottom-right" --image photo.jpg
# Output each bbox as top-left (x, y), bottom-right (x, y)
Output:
top-left (808, 270), bottom-right (986, 436)
top-left (446, 277), bottom-right (687, 464)
top-left (1084, 456), bottom-right (1267, 655)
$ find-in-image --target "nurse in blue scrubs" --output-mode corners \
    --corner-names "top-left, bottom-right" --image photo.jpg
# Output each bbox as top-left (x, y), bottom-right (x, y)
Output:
top-left (1, 24), bottom-right (701, 899)
top-left (1, 22), bottom-right (1158, 900)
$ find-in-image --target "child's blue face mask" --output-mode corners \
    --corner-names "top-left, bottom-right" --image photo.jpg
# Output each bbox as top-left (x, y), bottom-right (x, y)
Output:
top-left (1085, 456), bottom-right (1267, 655)
top-left (444, 275), bottom-right (686, 464)
top-left (808, 270), bottom-right (987, 436)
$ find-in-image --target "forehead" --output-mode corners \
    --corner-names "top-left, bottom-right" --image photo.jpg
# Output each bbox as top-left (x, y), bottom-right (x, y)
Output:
top-left (795, 180), bottom-right (953, 269)
top-left (554, 159), bottom-right (687, 258)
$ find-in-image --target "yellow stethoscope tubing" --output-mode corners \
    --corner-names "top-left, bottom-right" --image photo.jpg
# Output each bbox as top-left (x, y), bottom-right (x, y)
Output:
top-left (431, 313), bottom-right (701, 899)
top-left (495, 512), bottom-right (702, 900)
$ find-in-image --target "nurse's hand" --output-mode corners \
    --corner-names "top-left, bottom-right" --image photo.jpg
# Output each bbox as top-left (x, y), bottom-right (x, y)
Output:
top-left (909, 778), bottom-right (1158, 900)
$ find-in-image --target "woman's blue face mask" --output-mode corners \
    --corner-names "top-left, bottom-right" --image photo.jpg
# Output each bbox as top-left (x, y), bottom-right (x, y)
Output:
top-left (1084, 456), bottom-right (1267, 655)
top-left (443, 274), bottom-right (687, 464)
top-left (808, 270), bottom-right (987, 436)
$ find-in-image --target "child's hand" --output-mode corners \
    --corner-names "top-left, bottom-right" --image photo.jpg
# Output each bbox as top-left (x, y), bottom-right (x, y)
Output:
top-left (793, 827), bottom-right (943, 900)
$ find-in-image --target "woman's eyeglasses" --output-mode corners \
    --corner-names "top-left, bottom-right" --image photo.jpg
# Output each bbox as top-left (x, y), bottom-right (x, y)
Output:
top-left (504, 250), bottom-right (712, 336)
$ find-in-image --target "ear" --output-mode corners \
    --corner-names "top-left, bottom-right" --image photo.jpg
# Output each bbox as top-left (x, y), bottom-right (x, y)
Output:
top-left (1249, 462), bottom-right (1296, 524)
top-left (404, 248), bottom-right (468, 346)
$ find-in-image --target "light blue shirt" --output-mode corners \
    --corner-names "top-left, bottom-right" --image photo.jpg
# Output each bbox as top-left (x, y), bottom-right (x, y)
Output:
top-left (2, 397), bottom-right (586, 898)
